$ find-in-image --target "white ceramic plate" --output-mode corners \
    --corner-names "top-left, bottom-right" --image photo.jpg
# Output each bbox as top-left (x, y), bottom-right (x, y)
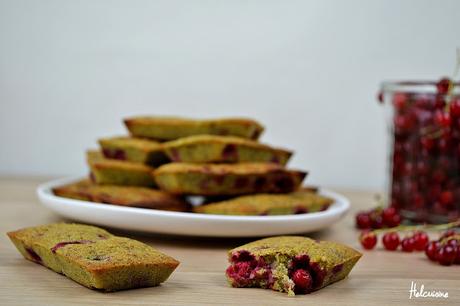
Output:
top-left (37, 176), bottom-right (350, 237)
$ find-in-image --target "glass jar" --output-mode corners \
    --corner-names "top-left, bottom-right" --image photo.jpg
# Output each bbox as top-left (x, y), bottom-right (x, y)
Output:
top-left (381, 81), bottom-right (460, 223)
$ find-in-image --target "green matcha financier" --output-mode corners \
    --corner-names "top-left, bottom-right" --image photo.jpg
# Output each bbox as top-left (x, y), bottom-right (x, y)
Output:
top-left (124, 116), bottom-right (264, 141)
top-left (153, 162), bottom-right (307, 196)
top-left (53, 179), bottom-right (190, 211)
top-left (87, 150), bottom-right (156, 187)
top-left (7, 223), bottom-right (179, 291)
top-left (226, 236), bottom-right (361, 296)
top-left (194, 188), bottom-right (333, 215)
top-left (98, 136), bottom-right (169, 167)
top-left (162, 135), bottom-right (292, 165)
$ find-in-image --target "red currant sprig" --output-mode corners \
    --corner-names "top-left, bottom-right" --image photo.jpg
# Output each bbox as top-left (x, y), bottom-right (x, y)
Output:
top-left (425, 233), bottom-right (460, 266)
top-left (355, 201), bottom-right (402, 230)
top-left (358, 220), bottom-right (460, 253)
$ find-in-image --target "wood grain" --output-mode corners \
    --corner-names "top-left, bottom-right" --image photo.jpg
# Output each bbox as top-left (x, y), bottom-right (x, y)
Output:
top-left (0, 177), bottom-right (458, 305)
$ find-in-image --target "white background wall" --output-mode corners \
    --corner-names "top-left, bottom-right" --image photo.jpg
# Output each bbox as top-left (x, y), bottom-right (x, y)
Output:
top-left (1, 0), bottom-right (459, 190)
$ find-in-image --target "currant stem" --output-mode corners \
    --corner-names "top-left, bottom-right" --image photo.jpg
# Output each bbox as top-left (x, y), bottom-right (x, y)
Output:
top-left (369, 220), bottom-right (460, 235)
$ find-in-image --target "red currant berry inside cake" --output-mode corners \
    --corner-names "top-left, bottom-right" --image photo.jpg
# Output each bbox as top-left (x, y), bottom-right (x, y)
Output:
top-left (226, 236), bottom-right (361, 296)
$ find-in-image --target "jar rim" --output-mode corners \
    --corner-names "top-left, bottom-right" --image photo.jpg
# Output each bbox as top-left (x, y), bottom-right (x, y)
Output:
top-left (382, 80), bottom-right (460, 94)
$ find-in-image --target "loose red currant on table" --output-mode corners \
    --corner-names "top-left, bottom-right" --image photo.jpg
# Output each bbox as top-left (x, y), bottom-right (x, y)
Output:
top-left (360, 231), bottom-right (377, 250)
top-left (455, 245), bottom-right (460, 264)
top-left (356, 213), bottom-right (372, 229)
top-left (446, 238), bottom-right (458, 248)
top-left (425, 241), bottom-right (441, 261)
top-left (401, 237), bottom-right (416, 252)
top-left (382, 232), bottom-right (400, 251)
top-left (437, 245), bottom-right (456, 266)
top-left (371, 215), bottom-right (384, 229)
top-left (413, 231), bottom-right (429, 251)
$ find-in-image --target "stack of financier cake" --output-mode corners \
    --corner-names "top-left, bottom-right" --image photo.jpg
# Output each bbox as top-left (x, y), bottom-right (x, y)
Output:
top-left (53, 116), bottom-right (333, 215)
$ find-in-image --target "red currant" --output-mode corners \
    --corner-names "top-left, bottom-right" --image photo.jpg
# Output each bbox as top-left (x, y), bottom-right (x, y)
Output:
top-left (440, 230), bottom-right (456, 240)
top-left (394, 115), bottom-right (411, 131)
top-left (425, 241), bottom-right (441, 261)
top-left (439, 191), bottom-right (454, 206)
top-left (382, 207), bottom-right (401, 227)
top-left (291, 269), bottom-right (313, 291)
top-left (446, 238), bottom-right (459, 248)
top-left (356, 213), bottom-right (372, 229)
top-left (437, 245), bottom-right (456, 266)
top-left (449, 98), bottom-right (460, 118)
top-left (413, 231), bottom-right (429, 251)
top-left (401, 237), bottom-right (415, 252)
top-left (435, 95), bottom-right (446, 108)
top-left (436, 78), bottom-right (451, 95)
top-left (382, 232), bottom-right (400, 251)
top-left (393, 93), bottom-right (407, 110)
top-left (434, 110), bottom-right (451, 127)
top-left (382, 207), bottom-right (396, 222)
top-left (360, 231), bottom-right (377, 250)
top-left (420, 137), bottom-right (435, 150)
top-left (455, 246), bottom-right (460, 264)
top-left (386, 214), bottom-right (402, 228)
top-left (371, 215), bottom-right (384, 229)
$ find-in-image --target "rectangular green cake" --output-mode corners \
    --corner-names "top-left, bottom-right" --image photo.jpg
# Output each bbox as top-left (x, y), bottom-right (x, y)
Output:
top-left (53, 179), bottom-right (190, 211)
top-left (162, 135), bottom-right (292, 165)
top-left (87, 150), bottom-right (156, 187)
top-left (98, 136), bottom-right (169, 166)
top-left (153, 162), bottom-right (307, 196)
top-left (226, 236), bottom-right (361, 295)
top-left (7, 223), bottom-right (180, 291)
top-left (124, 116), bottom-right (264, 140)
top-left (194, 188), bottom-right (333, 215)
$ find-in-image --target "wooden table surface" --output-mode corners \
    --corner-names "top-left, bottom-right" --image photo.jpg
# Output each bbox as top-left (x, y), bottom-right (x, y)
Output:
top-left (0, 177), bottom-right (458, 306)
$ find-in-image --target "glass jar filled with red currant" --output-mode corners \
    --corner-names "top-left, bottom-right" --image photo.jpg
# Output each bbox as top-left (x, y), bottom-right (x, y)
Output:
top-left (380, 79), bottom-right (460, 223)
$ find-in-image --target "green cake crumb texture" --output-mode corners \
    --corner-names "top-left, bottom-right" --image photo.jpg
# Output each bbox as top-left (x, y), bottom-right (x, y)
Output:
top-left (53, 179), bottom-right (190, 211)
top-left (162, 135), bottom-right (292, 165)
top-left (87, 150), bottom-right (156, 187)
top-left (98, 136), bottom-right (168, 166)
top-left (124, 116), bottom-right (264, 140)
top-left (153, 162), bottom-right (307, 196)
top-left (194, 188), bottom-right (333, 215)
top-left (7, 223), bottom-right (179, 291)
top-left (227, 236), bottom-right (361, 295)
